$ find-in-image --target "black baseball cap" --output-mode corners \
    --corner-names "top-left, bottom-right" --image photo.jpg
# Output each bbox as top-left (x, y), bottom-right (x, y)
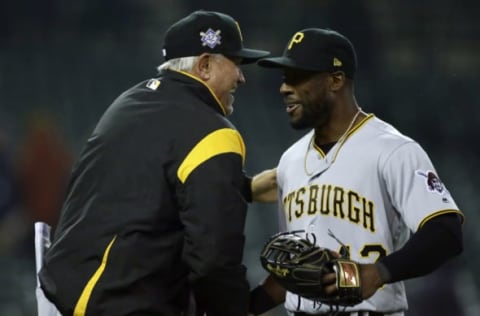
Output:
top-left (258, 28), bottom-right (357, 78)
top-left (162, 10), bottom-right (270, 64)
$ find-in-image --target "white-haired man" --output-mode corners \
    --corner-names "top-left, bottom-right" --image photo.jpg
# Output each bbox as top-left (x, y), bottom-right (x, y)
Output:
top-left (38, 10), bottom-right (274, 316)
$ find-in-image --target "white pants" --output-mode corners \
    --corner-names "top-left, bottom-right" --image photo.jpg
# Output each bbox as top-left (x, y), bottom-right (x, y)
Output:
top-left (34, 222), bottom-right (62, 316)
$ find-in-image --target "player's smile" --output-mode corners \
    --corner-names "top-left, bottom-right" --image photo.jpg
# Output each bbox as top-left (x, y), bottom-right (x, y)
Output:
top-left (284, 94), bottom-right (303, 115)
top-left (286, 102), bottom-right (301, 114)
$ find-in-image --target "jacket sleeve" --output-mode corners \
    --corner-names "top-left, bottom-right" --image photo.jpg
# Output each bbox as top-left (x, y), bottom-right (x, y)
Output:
top-left (175, 128), bottom-right (250, 316)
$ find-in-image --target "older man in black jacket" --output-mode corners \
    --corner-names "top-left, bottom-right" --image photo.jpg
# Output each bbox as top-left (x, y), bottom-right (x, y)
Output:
top-left (39, 10), bottom-right (274, 316)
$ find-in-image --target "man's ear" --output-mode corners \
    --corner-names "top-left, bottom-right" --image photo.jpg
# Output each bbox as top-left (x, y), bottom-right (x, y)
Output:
top-left (193, 53), bottom-right (212, 80)
top-left (329, 71), bottom-right (346, 91)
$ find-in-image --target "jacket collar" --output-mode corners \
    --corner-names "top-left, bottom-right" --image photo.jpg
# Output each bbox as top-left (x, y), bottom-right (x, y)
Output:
top-left (161, 69), bottom-right (226, 116)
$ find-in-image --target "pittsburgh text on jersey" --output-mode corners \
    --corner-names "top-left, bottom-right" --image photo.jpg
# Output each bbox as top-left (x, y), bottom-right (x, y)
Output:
top-left (282, 184), bottom-right (375, 232)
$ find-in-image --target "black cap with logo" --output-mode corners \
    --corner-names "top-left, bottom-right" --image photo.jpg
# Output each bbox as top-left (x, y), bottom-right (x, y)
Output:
top-left (162, 10), bottom-right (270, 64)
top-left (258, 28), bottom-right (357, 78)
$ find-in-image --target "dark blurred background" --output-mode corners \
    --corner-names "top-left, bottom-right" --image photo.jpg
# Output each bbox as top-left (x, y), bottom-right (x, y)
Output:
top-left (1, 0), bottom-right (479, 315)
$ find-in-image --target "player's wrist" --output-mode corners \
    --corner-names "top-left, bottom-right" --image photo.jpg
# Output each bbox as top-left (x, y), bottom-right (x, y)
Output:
top-left (375, 261), bottom-right (392, 284)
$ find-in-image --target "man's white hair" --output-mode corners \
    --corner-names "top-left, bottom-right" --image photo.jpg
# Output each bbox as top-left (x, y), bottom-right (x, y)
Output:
top-left (157, 54), bottom-right (223, 73)
top-left (157, 56), bottom-right (198, 72)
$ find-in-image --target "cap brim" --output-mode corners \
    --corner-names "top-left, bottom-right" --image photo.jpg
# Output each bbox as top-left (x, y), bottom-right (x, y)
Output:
top-left (227, 48), bottom-right (271, 64)
top-left (257, 56), bottom-right (314, 71)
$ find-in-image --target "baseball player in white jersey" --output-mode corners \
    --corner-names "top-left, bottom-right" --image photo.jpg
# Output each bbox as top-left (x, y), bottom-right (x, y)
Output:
top-left (248, 28), bottom-right (463, 316)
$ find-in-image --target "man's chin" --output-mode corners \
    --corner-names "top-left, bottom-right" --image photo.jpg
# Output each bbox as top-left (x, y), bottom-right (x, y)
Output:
top-left (223, 97), bottom-right (234, 115)
top-left (224, 104), bottom-right (234, 116)
top-left (290, 119), bottom-right (311, 130)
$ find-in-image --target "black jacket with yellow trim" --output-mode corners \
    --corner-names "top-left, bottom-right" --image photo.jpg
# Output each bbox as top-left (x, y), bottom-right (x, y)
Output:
top-left (39, 69), bottom-right (252, 316)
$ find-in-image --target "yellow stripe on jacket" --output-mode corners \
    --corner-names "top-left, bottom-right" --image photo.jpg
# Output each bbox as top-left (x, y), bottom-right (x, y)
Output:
top-left (73, 236), bottom-right (117, 316)
top-left (177, 128), bottom-right (246, 184)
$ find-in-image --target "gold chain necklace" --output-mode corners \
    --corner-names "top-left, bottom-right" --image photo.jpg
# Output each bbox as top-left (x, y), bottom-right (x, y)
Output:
top-left (304, 108), bottom-right (362, 176)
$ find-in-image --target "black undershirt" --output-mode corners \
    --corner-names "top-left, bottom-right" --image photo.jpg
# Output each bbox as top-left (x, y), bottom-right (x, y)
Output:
top-left (318, 141), bottom-right (336, 154)
top-left (377, 213), bottom-right (463, 283)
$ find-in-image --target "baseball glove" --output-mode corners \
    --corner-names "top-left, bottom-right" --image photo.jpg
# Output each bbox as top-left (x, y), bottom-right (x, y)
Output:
top-left (260, 231), bottom-right (363, 306)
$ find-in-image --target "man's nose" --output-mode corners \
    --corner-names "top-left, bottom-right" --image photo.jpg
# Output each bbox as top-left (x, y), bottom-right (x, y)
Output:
top-left (280, 82), bottom-right (292, 95)
top-left (237, 68), bottom-right (246, 84)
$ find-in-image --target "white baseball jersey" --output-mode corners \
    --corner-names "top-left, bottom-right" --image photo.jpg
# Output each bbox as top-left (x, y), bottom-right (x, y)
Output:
top-left (276, 114), bottom-right (462, 314)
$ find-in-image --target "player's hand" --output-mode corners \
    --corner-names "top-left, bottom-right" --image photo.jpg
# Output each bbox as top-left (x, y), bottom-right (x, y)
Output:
top-left (322, 262), bottom-right (384, 299)
top-left (251, 168), bottom-right (277, 203)
top-left (321, 271), bottom-right (338, 296)
top-left (321, 250), bottom-right (342, 296)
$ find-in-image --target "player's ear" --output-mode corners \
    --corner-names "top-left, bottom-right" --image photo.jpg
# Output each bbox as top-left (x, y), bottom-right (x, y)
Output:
top-left (193, 53), bottom-right (213, 81)
top-left (329, 71), bottom-right (346, 91)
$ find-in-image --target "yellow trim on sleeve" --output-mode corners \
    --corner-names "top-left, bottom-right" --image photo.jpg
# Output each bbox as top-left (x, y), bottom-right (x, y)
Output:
top-left (73, 236), bottom-right (117, 316)
top-left (417, 209), bottom-right (464, 230)
top-left (177, 128), bottom-right (246, 184)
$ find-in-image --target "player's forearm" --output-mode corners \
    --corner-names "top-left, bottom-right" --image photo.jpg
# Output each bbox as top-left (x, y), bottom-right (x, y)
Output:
top-left (358, 264), bottom-right (385, 299)
top-left (251, 168), bottom-right (278, 203)
top-left (378, 213), bottom-right (463, 283)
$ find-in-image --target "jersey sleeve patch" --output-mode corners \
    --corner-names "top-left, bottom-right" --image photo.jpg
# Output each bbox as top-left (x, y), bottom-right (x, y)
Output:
top-left (415, 170), bottom-right (445, 195)
top-left (177, 128), bottom-right (246, 184)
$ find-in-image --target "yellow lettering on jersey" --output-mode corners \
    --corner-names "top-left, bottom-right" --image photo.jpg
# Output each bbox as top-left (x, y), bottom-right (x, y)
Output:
top-left (319, 184), bottom-right (330, 215)
top-left (295, 187), bottom-right (306, 218)
top-left (284, 191), bottom-right (296, 222)
top-left (337, 244), bottom-right (351, 258)
top-left (333, 187), bottom-right (345, 219)
top-left (285, 185), bottom-right (376, 233)
top-left (360, 244), bottom-right (387, 261)
top-left (308, 185), bottom-right (319, 214)
top-left (287, 32), bottom-right (304, 50)
top-left (362, 198), bottom-right (375, 232)
top-left (347, 191), bottom-right (360, 223)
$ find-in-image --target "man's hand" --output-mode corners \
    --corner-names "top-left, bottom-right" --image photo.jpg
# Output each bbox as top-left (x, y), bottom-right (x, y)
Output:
top-left (322, 263), bottom-right (385, 300)
top-left (251, 168), bottom-right (277, 203)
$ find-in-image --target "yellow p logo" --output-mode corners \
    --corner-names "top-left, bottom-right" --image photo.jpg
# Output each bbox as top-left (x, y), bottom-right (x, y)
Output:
top-left (287, 32), bottom-right (304, 50)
